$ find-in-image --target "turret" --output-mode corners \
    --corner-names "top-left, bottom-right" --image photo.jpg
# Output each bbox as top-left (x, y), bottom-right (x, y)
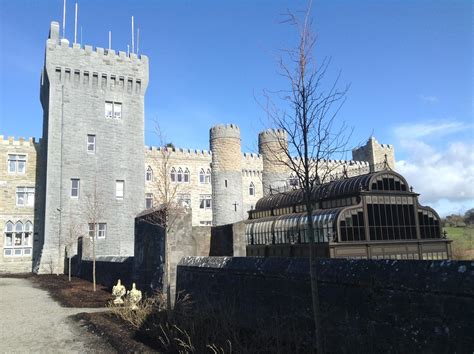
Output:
top-left (352, 137), bottom-right (395, 171)
top-left (210, 124), bottom-right (243, 226)
top-left (258, 129), bottom-right (290, 195)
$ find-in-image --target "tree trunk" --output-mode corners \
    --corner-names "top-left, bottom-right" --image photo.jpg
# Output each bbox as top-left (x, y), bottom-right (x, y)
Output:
top-left (93, 236), bottom-right (96, 292)
top-left (307, 204), bottom-right (324, 353)
top-left (68, 250), bottom-right (72, 282)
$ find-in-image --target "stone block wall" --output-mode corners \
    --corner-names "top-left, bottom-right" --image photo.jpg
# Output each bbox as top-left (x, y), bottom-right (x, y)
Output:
top-left (176, 257), bottom-right (473, 353)
top-left (0, 136), bottom-right (39, 273)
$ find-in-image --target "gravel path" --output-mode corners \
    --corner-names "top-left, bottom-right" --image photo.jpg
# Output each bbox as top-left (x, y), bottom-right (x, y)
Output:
top-left (0, 277), bottom-right (115, 353)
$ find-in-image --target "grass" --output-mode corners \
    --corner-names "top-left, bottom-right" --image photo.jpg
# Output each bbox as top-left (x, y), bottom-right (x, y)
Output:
top-left (444, 226), bottom-right (473, 260)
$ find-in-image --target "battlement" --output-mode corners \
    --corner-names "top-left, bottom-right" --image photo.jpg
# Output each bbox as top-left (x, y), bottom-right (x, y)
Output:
top-left (242, 152), bottom-right (262, 160)
top-left (258, 128), bottom-right (287, 145)
top-left (145, 145), bottom-right (212, 159)
top-left (47, 22), bottom-right (148, 65)
top-left (0, 135), bottom-right (40, 147)
top-left (210, 124), bottom-right (241, 140)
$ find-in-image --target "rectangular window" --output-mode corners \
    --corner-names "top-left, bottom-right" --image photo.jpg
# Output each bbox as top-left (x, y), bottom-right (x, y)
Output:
top-left (116, 180), bottom-right (124, 199)
top-left (88, 223), bottom-right (106, 239)
top-left (87, 134), bottom-right (96, 153)
top-left (105, 101), bottom-right (122, 119)
top-left (84, 71), bottom-right (89, 84)
top-left (199, 195), bottom-right (212, 209)
top-left (98, 223), bottom-right (107, 238)
top-left (105, 101), bottom-right (113, 118)
top-left (71, 179), bottom-right (80, 198)
top-left (199, 221), bottom-right (212, 226)
top-left (8, 154), bottom-right (26, 174)
top-left (145, 193), bottom-right (153, 209)
top-left (177, 194), bottom-right (191, 208)
top-left (16, 187), bottom-right (35, 207)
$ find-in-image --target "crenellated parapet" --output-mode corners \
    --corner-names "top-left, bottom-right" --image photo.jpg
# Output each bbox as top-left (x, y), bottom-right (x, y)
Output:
top-left (0, 135), bottom-right (41, 147)
top-left (352, 137), bottom-right (395, 171)
top-left (145, 145), bottom-right (212, 159)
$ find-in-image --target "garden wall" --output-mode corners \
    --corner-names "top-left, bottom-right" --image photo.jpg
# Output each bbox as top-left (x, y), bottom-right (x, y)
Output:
top-left (176, 257), bottom-right (473, 353)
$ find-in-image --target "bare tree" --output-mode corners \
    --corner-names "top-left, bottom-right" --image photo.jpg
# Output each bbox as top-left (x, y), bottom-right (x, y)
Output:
top-left (84, 181), bottom-right (103, 292)
top-left (146, 122), bottom-right (189, 306)
top-left (261, 3), bottom-right (351, 352)
top-left (64, 220), bottom-right (83, 282)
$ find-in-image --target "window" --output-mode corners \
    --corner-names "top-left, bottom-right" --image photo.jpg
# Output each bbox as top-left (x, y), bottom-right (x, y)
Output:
top-left (177, 168), bottom-right (183, 182)
top-left (183, 168), bottom-right (190, 183)
top-left (8, 154), bottom-right (26, 174)
top-left (71, 179), bottom-right (80, 198)
top-left (116, 180), bottom-right (124, 199)
top-left (87, 134), bottom-right (96, 153)
top-left (177, 194), bottom-right (191, 208)
top-left (171, 168), bottom-right (176, 182)
top-left (145, 193), bottom-right (153, 209)
top-left (199, 168), bottom-right (211, 184)
top-left (105, 101), bottom-right (122, 119)
top-left (16, 187), bottom-right (35, 207)
top-left (289, 174), bottom-right (299, 187)
top-left (4, 220), bottom-right (33, 257)
top-left (200, 221), bottom-right (212, 226)
top-left (249, 182), bottom-right (255, 196)
top-left (88, 223), bottom-right (107, 239)
top-left (145, 166), bottom-right (153, 181)
top-left (199, 195), bottom-right (212, 209)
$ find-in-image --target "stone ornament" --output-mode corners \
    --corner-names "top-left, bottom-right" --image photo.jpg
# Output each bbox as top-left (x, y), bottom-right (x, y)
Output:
top-left (127, 283), bottom-right (142, 310)
top-left (112, 279), bottom-right (126, 304)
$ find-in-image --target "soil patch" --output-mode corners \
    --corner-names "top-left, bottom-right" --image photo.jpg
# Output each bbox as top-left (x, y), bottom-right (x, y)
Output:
top-left (30, 274), bottom-right (113, 308)
top-left (73, 312), bottom-right (156, 353)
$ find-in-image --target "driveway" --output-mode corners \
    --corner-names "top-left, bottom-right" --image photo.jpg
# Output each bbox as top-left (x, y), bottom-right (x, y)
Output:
top-left (0, 277), bottom-right (115, 352)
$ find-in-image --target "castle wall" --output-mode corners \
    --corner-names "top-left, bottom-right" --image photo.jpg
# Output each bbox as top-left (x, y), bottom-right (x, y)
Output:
top-left (0, 137), bottom-right (38, 273)
top-left (38, 21), bottom-right (148, 274)
top-left (352, 137), bottom-right (395, 171)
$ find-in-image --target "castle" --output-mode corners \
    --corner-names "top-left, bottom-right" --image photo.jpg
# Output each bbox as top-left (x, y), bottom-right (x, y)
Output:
top-left (0, 21), bottom-right (395, 274)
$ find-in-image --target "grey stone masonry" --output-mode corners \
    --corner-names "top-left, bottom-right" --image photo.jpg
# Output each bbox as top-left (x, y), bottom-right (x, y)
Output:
top-left (210, 124), bottom-right (244, 226)
top-left (37, 21), bottom-right (149, 274)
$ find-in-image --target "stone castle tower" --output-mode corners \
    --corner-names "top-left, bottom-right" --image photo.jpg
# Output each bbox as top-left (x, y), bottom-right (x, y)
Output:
top-left (210, 124), bottom-right (244, 226)
top-left (258, 129), bottom-right (290, 195)
top-left (36, 21), bottom-right (149, 273)
top-left (352, 137), bottom-right (395, 171)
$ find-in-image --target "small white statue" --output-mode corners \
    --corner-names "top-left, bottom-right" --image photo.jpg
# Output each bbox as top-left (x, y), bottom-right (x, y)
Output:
top-left (127, 283), bottom-right (142, 310)
top-left (112, 279), bottom-right (126, 305)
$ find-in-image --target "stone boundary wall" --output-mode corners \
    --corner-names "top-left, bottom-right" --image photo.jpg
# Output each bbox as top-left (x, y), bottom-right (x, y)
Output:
top-left (176, 257), bottom-right (473, 353)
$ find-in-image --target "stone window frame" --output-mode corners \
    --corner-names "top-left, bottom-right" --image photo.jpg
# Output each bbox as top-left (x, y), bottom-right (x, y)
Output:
top-left (171, 168), bottom-right (177, 182)
top-left (88, 223), bottom-right (107, 239)
top-left (87, 134), bottom-right (96, 154)
top-left (173, 167), bottom-right (191, 184)
top-left (116, 180), bottom-right (125, 200)
top-left (104, 101), bottom-right (122, 119)
top-left (177, 193), bottom-right (191, 208)
top-left (71, 179), bottom-right (80, 198)
top-left (145, 193), bottom-right (153, 209)
top-left (16, 186), bottom-right (35, 207)
top-left (3, 220), bottom-right (33, 257)
top-left (145, 166), bottom-right (153, 181)
top-left (199, 194), bottom-right (212, 209)
top-left (249, 182), bottom-right (255, 196)
top-left (7, 154), bottom-right (27, 174)
top-left (199, 168), bottom-right (211, 184)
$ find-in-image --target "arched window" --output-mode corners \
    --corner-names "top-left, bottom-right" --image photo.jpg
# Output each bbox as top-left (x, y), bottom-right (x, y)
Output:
top-left (206, 169), bottom-right (211, 183)
top-left (24, 221), bottom-right (33, 247)
top-left (15, 222), bottom-right (23, 246)
top-left (4, 221), bottom-right (13, 247)
top-left (289, 173), bottom-right (299, 187)
top-left (146, 166), bottom-right (153, 181)
top-left (249, 182), bottom-right (255, 196)
top-left (171, 167), bottom-right (176, 182)
top-left (177, 168), bottom-right (183, 182)
top-left (184, 168), bottom-right (190, 183)
top-left (199, 168), bottom-right (206, 183)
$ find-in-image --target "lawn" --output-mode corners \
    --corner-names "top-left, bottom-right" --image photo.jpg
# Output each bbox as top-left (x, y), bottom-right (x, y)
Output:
top-left (444, 226), bottom-right (473, 260)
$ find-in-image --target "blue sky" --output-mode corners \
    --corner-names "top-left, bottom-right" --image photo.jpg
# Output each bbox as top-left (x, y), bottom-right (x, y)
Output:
top-left (0, 0), bottom-right (472, 216)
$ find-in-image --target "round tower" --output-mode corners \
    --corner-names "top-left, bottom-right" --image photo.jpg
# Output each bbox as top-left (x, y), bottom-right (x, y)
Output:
top-left (210, 124), bottom-right (244, 226)
top-left (259, 129), bottom-right (290, 195)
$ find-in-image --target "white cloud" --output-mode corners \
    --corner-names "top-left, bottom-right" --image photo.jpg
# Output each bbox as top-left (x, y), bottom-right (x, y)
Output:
top-left (419, 94), bottom-right (438, 103)
top-left (396, 139), bottom-right (474, 216)
top-left (394, 120), bottom-right (467, 140)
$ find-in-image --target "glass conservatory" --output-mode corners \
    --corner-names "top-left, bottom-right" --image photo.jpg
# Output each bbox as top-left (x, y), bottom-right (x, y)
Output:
top-left (245, 170), bottom-right (451, 260)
